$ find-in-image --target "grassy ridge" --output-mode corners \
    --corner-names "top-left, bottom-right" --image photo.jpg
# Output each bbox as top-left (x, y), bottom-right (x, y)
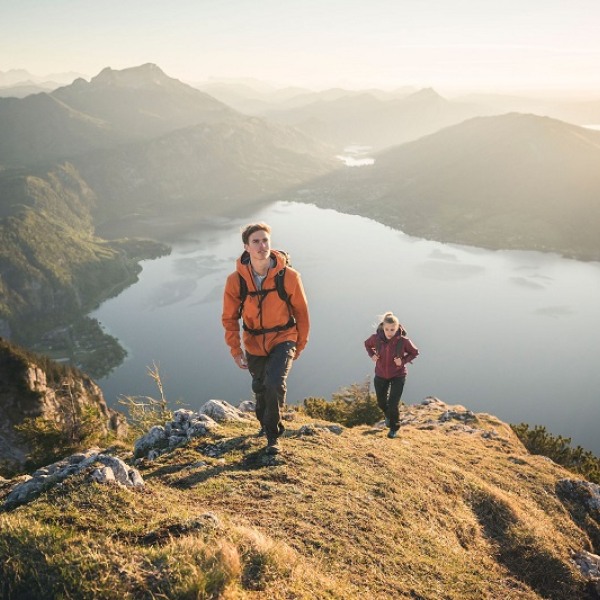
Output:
top-left (1, 404), bottom-right (598, 599)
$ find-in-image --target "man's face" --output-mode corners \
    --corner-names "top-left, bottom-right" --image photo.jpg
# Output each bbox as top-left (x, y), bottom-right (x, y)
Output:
top-left (245, 229), bottom-right (271, 261)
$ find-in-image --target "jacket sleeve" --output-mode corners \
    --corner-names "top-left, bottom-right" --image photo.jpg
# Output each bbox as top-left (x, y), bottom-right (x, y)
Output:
top-left (222, 273), bottom-right (243, 358)
top-left (364, 334), bottom-right (377, 356)
top-left (402, 337), bottom-right (419, 363)
top-left (290, 272), bottom-right (310, 356)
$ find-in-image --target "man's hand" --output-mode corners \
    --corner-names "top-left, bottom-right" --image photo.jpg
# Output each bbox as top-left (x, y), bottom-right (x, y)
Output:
top-left (234, 354), bottom-right (248, 369)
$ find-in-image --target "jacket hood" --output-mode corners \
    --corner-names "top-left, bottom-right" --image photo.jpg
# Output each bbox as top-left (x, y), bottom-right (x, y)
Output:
top-left (236, 250), bottom-right (287, 278)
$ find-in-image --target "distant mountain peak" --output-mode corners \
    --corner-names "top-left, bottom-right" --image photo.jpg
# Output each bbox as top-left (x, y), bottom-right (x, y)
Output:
top-left (405, 87), bottom-right (445, 102)
top-left (91, 63), bottom-right (173, 89)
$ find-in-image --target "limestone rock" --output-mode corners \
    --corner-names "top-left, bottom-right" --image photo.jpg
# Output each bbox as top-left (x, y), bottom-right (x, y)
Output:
top-left (133, 411), bottom-right (217, 459)
top-left (134, 425), bottom-right (168, 458)
top-left (199, 399), bottom-right (249, 422)
top-left (0, 338), bottom-right (127, 473)
top-left (91, 466), bottom-right (116, 484)
top-left (573, 550), bottom-right (600, 593)
top-left (297, 422), bottom-right (343, 435)
top-left (4, 449), bottom-right (144, 510)
top-left (238, 400), bottom-right (256, 413)
top-left (557, 479), bottom-right (600, 511)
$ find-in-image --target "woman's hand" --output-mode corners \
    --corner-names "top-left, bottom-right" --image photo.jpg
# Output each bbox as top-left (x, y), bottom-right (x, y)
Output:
top-left (371, 354), bottom-right (379, 362)
top-left (394, 357), bottom-right (403, 366)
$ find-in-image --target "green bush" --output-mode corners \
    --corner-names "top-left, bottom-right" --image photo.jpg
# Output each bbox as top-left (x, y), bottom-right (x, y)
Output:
top-left (16, 404), bottom-right (108, 471)
top-left (301, 379), bottom-right (383, 427)
top-left (511, 423), bottom-right (600, 484)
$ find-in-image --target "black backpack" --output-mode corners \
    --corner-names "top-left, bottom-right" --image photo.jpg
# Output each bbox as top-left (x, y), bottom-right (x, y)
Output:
top-left (238, 251), bottom-right (295, 336)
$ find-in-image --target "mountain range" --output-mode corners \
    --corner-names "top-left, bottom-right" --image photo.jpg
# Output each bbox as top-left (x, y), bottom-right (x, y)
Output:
top-left (287, 112), bottom-right (600, 260)
top-left (2, 61), bottom-right (600, 363)
top-left (262, 87), bottom-right (492, 150)
top-left (0, 64), bottom-right (339, 347)
top-left (196, 79), bottom-right (418, 117)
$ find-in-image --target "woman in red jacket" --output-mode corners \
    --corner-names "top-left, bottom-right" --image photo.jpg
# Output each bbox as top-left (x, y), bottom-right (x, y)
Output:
top-left (364, 312), bottom-right (419, 438)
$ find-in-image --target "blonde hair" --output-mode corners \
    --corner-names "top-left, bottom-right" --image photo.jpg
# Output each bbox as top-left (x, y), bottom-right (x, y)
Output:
top-left (378, 311), bottom-right (399, 327)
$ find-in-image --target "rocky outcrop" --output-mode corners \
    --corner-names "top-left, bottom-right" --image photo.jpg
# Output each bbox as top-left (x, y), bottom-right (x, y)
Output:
top-left (3, 448), bottom-right (143, 510)
top-left (572, 550), bottom-right (600, 594)
top-left (199, 399), bottom-right (253, 422)
top-left (134, 408), bottom-right (219, 459)
top-left (0, 338), bottom-right (127, 473)
top-left (133, 401), bottom-right (256, 460)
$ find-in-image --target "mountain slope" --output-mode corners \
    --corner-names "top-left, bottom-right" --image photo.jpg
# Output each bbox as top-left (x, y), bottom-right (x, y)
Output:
top-left (1, 399), bottom-right (599, 598)
top-left (75, 117), bottom-right (340, 224)
top-left (0, 163), bottom-right (168, 343)
top-left (0, 64), bottom-right (239, 167)
top-left (293, 113), bottom-right (600, 260)
top-left (0, 93), bottom-right (122, 165)
top-left (265, 88), bottom-right (490, 150)
top-left (52, 63), bottom-right (238, 139)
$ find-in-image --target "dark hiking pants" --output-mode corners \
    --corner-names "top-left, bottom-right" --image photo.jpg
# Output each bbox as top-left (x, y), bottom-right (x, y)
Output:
top-left (246, 341), bottom-right (296, 441)
top-left (374, 375), bottom-right (406, 432)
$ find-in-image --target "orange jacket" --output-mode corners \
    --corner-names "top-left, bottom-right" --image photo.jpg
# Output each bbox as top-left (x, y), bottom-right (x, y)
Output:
top-left (222, 250), bottom-right (310, 358)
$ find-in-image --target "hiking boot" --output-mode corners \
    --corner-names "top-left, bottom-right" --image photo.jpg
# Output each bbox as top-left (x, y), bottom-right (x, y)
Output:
top-left (265, 439), bottom-right (281, 455)
top-left (384, 417), bottom-right (390, 427)
top-left (387, 429), bottom-right (398, 439)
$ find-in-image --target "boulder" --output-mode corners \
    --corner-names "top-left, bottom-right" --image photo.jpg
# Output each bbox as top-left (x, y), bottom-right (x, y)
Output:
top-left (133, 412), bottom-right (217, 459)
top-left (134, 425), bottom-right (169, 458)
top-left (199, 399), bottom-right (248, 422)
top-left (573, 550), bottom-right (600, 593)
top-left (238, 400), bottom-right (256, 414)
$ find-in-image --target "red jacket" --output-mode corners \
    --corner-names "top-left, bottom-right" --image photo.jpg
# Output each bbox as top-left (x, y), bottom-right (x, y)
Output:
top-left (364, 326), bottom-right (419, 379)
top-left (222, 250), bottom-right (310, 358)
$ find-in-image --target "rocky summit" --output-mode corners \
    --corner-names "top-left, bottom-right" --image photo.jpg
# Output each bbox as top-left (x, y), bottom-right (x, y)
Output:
top-left (1, 396), bottom-right (600, 599)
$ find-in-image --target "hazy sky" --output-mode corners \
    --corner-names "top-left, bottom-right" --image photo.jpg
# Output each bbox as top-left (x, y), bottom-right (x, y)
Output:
top-left (2, 0), bottom-right (600, 95)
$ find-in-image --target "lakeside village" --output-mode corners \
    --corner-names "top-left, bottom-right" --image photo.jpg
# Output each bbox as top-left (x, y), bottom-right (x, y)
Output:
top-left (32, 317), bottom-right (126, 379)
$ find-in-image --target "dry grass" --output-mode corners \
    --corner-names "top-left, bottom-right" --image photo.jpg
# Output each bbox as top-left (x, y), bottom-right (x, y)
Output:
top-left (1, 403), bottom-right (598, 599)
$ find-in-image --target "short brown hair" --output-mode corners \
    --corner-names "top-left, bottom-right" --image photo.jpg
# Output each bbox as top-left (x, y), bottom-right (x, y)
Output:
top-left (241, 222), bottom-right (271, 245)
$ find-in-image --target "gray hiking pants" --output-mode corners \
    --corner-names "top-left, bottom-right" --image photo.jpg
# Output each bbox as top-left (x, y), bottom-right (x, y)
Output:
top-left (246, 341), bottom-right (296, 441)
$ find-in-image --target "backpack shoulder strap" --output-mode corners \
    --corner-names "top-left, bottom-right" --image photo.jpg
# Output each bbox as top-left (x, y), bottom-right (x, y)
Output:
top-left (395, 337), bottom-right (403, 358)
top-left (238, 274), bottom-right (248, 318)
top-left (396, 327), bottom-right (408, 357)
top-left (274, 267), bottom-right (289, 303)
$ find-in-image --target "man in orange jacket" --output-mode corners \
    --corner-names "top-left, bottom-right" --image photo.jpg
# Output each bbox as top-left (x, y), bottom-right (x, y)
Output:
top-left (222, 222), bottom-right (310, 455)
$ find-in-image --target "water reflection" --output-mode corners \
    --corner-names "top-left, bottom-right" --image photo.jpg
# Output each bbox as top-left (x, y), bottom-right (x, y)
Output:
top-left (534, 306), bottom-right (574, 318)
top-left (509, 276), bottom-right (547, 290)
top-left (91, 201), bottom-right (600, 455)
top-left (418, 260), bottom-right (485, 280)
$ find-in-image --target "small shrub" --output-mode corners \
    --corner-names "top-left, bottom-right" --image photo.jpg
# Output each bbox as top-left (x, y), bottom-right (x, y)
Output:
top-left (511, 423), bottom-right (600, 484)
top-left (119, 362), bottom-right (182, 435)
top-left (301, 379), bottom-right (383, 427)
top-left (16, 404), bottom-right (107, 470)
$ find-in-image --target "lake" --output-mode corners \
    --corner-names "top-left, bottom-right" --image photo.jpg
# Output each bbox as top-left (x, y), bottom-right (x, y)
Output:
top-left (92, 202), bottom-right (600, 454)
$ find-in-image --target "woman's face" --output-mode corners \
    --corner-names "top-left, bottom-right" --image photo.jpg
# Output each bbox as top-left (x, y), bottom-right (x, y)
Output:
top-left (383, 322), bottom-right (399, 339)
